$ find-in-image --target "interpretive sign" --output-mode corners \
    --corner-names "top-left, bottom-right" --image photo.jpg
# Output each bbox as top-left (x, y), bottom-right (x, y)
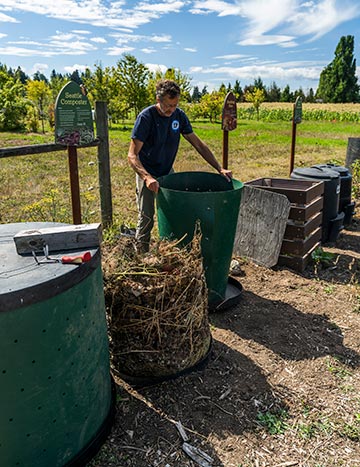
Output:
top-left (55, 81), bottom-right (94, 146)
top-left (222, 92), bottom-right (237, 131)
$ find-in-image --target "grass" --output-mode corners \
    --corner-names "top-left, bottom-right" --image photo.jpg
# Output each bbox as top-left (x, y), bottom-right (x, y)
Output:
top-left (0, 110), bottom-right (357, 226)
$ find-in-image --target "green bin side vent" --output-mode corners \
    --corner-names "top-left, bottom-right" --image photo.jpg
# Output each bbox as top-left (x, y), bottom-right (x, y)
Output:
top-left (157, 171), bottom-right (243, 305)
top-left (0, 266), bottom-right (112, 467)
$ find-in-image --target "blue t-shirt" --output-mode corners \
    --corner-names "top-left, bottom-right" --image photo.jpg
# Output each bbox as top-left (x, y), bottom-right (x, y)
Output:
top-left (131, 105), bottom-right (193, 177)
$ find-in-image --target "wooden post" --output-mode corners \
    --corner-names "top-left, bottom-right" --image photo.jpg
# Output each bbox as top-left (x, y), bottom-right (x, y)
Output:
top-left (222, 130), bottom-right (229, 169)
top-left (289, 117), bottom-right (297, 175)
top-left (221, 92), bottom-right (237, 171)
top-left (67, 146), bottom-right (82, 224)
top-left (289, 96), bottom-right (302, 176)
top-left (95, 101), bottom-right (113, 227)
top-left (346, 137), bottom-right (360, 169)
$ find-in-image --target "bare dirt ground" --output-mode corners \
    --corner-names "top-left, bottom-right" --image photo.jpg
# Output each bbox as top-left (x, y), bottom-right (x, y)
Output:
top-left (89, 207), bottom-right (360, 467)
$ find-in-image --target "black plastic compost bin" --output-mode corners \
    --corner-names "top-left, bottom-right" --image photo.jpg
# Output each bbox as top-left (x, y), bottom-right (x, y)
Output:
top-left (313, 163), bottom-right (355, 226)
top-left (0, 222), bottom-right (115, 467)
top-left (156, 172), bottom-right (243, 307)
top-left (291, 166), bottom-right (344, 243)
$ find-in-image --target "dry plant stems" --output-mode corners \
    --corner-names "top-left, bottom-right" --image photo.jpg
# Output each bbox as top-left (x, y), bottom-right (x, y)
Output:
top-left (102, 225), bottom-right (211, 378)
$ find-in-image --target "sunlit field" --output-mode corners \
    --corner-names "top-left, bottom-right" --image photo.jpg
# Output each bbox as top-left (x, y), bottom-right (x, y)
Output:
top-left (1, 103), bottom-right (359, 229)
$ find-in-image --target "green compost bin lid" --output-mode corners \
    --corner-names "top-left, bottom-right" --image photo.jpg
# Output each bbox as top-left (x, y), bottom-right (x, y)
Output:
top-left (156, 172), bottom-right (243, 305)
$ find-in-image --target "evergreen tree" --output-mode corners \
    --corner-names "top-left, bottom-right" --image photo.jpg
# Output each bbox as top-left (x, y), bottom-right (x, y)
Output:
top-left (201, 86), bottom-right (208, 97)
top-left (14, 67), bottom-right (28, 84)
top-left (233, 80), bottom-right (243, 102)
top-left (33, 71), bottom-right (48, 83)
top-left (280, 84), bottom-right (293, 102)
top-left (191, 85), bottom-right (201, 102)
top-left (69, 70), bottom-right (82, 85)
top-left (218, 83), bottom-right (227, 96)
top-left (306, 88), bottom-right (315, 103)
top-left (267, 81), bottom-right (281, 102)
top-left (316, 35), bottom-right (360, 103)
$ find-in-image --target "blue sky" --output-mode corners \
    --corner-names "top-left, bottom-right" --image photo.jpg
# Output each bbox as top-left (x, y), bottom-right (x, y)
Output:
top-left (1, 0), bottom-right (360, 93)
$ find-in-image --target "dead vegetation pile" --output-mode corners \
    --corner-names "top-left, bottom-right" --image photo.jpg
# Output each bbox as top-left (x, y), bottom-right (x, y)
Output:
top-left (102, 232), bottom-right (211, 381)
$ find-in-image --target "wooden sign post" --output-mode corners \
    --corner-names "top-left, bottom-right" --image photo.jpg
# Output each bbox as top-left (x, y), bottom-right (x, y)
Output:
top-left (289, 96), bottom-right (303, 175)
top-left (55, 82), bottom-right (95, 224)
top-left (221, 92), bottom-right (237, 169)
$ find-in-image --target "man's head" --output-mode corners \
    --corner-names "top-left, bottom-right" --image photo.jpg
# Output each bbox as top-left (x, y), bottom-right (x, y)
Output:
top-left (155, 80), bottom-right (180, 117)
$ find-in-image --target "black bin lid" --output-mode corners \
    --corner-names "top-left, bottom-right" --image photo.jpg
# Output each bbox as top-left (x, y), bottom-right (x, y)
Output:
top-left (312, 163), bottom-right (350, 177)
top-left (292, 166), bottom-right (339, 180)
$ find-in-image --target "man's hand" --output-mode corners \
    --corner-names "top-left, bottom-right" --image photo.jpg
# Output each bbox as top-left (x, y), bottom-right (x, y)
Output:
top-left (220, 168), bottom-right (233, 182)
top-left (145, 175), bottom-right (160, 193)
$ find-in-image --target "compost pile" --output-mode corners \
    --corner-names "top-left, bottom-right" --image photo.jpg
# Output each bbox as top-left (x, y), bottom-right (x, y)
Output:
top-left (102, 231), bottom-right (211, 380)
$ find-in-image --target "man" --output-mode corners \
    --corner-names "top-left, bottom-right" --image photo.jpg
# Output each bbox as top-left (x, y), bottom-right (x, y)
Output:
top-left (128, 79), bottom-right (232, 252)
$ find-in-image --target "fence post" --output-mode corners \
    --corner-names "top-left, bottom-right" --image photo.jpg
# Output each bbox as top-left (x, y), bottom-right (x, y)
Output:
top-left (95, 101), bottom-right (113, 227)
top-left (346, 137), bottom-right (360, 170)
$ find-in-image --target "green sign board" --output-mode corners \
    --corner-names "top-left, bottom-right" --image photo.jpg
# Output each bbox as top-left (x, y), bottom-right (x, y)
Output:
top-left (55, 81), bottom-right (94, 145)
top-left (293, 96), bottom-right (303, 124)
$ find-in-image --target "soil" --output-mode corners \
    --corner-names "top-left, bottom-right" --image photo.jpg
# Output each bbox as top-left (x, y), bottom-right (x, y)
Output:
top-left (89, 207), bottom-right (360, 467)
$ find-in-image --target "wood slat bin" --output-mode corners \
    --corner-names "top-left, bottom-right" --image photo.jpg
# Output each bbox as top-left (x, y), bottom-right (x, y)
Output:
top-left (245, 178), bottom-right (324, 272)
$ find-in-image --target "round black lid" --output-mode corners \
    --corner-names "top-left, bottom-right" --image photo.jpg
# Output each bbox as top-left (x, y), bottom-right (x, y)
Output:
top-left (312, 163), bottom-right (350, 177)
top-left (292, 166), bottom-right (340, 180)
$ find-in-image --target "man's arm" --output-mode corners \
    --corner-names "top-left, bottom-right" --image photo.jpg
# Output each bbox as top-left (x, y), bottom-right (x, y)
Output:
top-left (183, 132), bottom-right (232, 181)
top-left (128, 139), bottom-right (159, 193)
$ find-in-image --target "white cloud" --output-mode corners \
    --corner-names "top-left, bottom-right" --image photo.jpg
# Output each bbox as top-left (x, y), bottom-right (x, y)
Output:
top-left (188, 62), bottom-right (323, 83)
top-left (0, 11), bottom-right (18, 22)
top-left (141, 47), bottom-right (156, 54)
top-left (184, 47), bottom-right (197, 52)
top-left (215, 53), bottom-right (250, 60)
top-left (189, 0), bottom-right (242, 16)
top-left (0, 33), bottom-right (7, 38)
top-left (289, 0), bottom-right (360, 40)
top-left (0, 0), bottom-right (187, 29)
top-left (63, 63), bottom-right (89, 74)
top-left (30, 62), bottom-right (48, 74)
top-left (91, 37), bottom-right (107, 43)
top-left (238, 35), bottom-right (297, 47)
top-left (107, 45), bottom-right (135, 55)
top-left (145, 62), bottom-right (168, 73)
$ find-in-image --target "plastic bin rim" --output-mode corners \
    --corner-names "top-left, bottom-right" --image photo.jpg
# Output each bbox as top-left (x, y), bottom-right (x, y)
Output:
top-left (158, 171), bottom-right (243, 193)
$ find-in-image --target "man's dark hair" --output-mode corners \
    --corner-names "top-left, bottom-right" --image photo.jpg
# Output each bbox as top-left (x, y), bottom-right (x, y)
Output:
top-left (156, 80), bottom-right (181, 100)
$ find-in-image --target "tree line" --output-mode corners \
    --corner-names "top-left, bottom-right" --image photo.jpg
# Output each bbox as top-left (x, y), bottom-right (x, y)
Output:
top-left (0, 35), bottom-right (358, 131)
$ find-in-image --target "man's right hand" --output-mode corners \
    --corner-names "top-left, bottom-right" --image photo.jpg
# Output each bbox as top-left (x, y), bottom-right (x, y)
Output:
top-left (145, 175), bottom-right (160, 193)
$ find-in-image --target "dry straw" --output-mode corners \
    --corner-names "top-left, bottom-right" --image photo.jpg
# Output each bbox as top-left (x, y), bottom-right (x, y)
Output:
top-left (102, 225), bottom-right (211, 379)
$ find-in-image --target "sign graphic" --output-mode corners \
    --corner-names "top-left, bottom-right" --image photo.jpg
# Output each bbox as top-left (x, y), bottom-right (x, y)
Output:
top-left (222, 92), bottom-right (237, 131)
top-left (55, 81), bottom-right (94, 146)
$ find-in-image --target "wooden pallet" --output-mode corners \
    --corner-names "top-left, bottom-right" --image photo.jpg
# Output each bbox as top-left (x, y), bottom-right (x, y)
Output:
top-left (245, 178), bottom-right (324, 272)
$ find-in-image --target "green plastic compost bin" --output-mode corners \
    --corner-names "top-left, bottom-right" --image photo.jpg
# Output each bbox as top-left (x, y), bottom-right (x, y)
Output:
top-left (156, 172), bottom-right (243, 306)
top-left (0, 222), bottom-right (115, 467)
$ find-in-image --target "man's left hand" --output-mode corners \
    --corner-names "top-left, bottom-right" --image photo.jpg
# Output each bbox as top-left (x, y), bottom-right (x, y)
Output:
top-left (220, 168), bottom-right (232, 181)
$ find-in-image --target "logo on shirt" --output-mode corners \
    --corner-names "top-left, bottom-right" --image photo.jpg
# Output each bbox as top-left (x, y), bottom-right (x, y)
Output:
top-left (172, 120), bottom-right (180, 131)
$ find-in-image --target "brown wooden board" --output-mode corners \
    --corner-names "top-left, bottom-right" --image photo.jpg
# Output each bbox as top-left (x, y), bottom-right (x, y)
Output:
top-left (246, 178), bottom-right (324, 204)
top-left (289, 196), bottom-right (323, 221)
top-left (280, 226), bottom-right (322, 256)
top-left (278, 241), bottom-right (321, 272)
top-left (285, 211), bottom-right (323, 239)
top-left (233, 185), bottom-right (291, 268)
